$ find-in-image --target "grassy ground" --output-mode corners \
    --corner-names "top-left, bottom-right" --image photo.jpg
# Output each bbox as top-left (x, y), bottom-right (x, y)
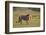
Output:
top-left (13, 8), bottom-right (40, 28)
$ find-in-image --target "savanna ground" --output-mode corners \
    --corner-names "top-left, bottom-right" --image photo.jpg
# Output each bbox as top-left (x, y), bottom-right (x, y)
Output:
top-left (13, 7), bottom-right (40, 28)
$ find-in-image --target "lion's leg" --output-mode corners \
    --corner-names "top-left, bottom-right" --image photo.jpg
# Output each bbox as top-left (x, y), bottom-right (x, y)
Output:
top-left (29, 15), bottom-right (32, 24)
